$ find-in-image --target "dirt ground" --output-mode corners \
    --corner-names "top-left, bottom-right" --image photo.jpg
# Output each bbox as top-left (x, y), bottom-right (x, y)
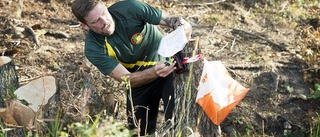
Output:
top-left (1, 0), bottom-right (320, 136)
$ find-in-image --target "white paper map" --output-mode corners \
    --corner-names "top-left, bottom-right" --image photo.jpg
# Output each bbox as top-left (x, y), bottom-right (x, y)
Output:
top-left (157, 26), bottom-right (188, 57)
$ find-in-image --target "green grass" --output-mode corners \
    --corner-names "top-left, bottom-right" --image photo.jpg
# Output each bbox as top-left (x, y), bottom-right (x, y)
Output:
top-left (311, 113), bottom-right (320, 137)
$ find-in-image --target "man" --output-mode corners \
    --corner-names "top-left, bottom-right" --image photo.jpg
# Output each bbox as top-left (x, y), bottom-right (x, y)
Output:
top-left (71, 0), bottom-right (192, 135)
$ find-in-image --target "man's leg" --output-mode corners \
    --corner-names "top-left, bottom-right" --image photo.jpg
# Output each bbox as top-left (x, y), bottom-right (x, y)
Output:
top-left (160, 73), bottom-right (175, 121)
top-left (143, 74), bottom-right (175, 135)
top-left (127, 78), bottom-right (162, 136)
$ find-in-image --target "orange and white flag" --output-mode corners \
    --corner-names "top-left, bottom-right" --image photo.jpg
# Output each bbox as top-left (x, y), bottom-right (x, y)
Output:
top-left (196, 59), bottom-right (250, 125)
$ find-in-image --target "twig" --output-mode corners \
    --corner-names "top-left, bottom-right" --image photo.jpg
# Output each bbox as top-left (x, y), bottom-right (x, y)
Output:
top-left (270, 69), bottom-right (280, 92)
top-left (127, 79), bottom-right (138, 127)
top-left (231, 38), bottom-right (236, 51)
top-left (1, 47), bottom-right (7, 56)
top-left (25, 26), bottom-right (41, 46)
top-left (218, 125), bottom-right (222, 137)
top-left (211, 23), bottom-right (217, 33)
top-left (19, 75), bottom-right (43, 84)
top-left (158, 119), bottom-right (175, 137)
top-left (225, 62), bottom-right (301, 70)
top-left (46, 30), bottom-right (70, 39)
top-left (68, 24), bottom-right (80, 28)
top-left (278, 94), bottom-right (308, 106)
top-left (227, 68), bottom-right (240, 79)
top-left (301, 67), bottom-right (320, 71)
top-left (177, 0), bottom-right (226, 7)
top-left (215, 42), bottom-right (228, 53)
top-left (280, 1), bottom-right (288, 12)
top-left (263, 120), bottom-right (266, 137)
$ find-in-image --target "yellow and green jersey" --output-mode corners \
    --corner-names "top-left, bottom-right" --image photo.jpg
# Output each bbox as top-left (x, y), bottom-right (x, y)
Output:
top-left (84, 0), bottom-right (165, 75)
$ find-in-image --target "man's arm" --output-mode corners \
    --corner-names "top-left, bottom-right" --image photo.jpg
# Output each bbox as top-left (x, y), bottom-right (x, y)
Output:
top-left (107, 11), bottom-right (192, 87)
top-left (109, 61), bottom-right (176, 87)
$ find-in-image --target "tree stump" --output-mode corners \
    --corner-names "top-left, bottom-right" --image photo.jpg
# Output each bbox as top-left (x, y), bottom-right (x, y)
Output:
top-left (174, 38), bottom-right (218, 136)
top-left (0, 56), bottom-right (20, 108)
top-left (0, 56), bottom-right (22, 136)
top-left (61, 70), bottom-right (105, 124)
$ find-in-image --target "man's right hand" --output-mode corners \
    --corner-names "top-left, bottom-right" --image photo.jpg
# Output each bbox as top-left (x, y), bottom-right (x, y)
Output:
top-left (154, 61), bottom-right (176, 77)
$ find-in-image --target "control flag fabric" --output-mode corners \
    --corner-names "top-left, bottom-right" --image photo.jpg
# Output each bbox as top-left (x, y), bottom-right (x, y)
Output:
top-left (196, 60), bottom-right (250, 125)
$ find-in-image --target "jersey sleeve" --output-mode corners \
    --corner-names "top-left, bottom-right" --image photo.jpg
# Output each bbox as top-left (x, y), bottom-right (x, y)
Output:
top-left (108, 0), bottom-right (162, 25)
top-left (137, 2), bottom-right (162, 25)
top-left (84, 32), bottom-right (119, 76)
top-left (128, 0), bottom-right (162, 25)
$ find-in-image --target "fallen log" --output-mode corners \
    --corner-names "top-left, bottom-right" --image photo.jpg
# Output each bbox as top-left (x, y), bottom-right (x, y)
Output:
top-left (0, 56), bottom-right (20, 108)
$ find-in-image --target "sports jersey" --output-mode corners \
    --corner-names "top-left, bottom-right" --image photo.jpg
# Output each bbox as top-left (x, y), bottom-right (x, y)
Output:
top-left (84, 0), bottom-right (165, 75)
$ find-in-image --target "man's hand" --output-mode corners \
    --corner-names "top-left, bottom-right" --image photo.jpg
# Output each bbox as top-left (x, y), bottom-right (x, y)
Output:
top-left (159, 13), bottom-right (192, 41)
top-left (154, 61), bottom-right (176, 77)
top-left (176, 17), bottom-right (192, 41)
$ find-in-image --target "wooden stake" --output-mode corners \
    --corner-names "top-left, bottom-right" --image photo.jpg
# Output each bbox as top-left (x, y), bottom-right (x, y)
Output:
top-left (218, 125), bottom-right (222, 137)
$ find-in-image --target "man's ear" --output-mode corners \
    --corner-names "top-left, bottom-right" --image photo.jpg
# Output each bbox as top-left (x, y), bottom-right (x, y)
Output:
top-left (80, 22), bottom-right (89, 31)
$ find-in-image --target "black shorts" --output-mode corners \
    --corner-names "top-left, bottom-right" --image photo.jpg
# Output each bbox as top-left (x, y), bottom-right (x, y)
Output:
top-left (127, 73), bottom-right (175, 136)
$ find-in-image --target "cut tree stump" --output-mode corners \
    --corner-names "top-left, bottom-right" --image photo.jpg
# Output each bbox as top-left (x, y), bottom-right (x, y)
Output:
top-left (174, 37), bottom-right (218, 136)
top-left (0, 56), bottom-right (20, 108)
top-left (0, 56), bottom-right (23, 136)
top-left (61, 70), bottom-right (105, 123)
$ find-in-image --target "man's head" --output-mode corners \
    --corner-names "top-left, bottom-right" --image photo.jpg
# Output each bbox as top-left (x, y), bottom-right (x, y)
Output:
top-left (72, 0), bottom-right (115, 36)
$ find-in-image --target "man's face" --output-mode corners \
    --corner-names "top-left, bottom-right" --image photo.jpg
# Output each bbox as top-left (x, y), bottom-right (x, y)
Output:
top-left (84, 2), bottom-right (115, 36)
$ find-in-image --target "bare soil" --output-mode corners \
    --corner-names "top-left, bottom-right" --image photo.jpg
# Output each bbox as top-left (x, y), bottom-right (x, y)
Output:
top-left (1, 0), bottom-right (319, 136)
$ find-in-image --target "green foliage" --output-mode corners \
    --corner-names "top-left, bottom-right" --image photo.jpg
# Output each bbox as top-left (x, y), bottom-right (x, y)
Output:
top-left (0, 120), bottom-right (6, 137)
top-left (96, 118), bottom-right (133, 137)
top-left (121, 76), bottom-right (131, 90)
top-left (0, 120), bottom-right (16, 137)
top-left (310, 113), bottom-right (320, 137)
top-left (177, 126), bottom-right (194, 137)
top-left (283, 128), bottom-right (306, 137)
top-left (2, 85), bottom-right (29, 106)
top-left (1, 85), bottom-right (17, 102)
top-left (310, 83), bottom-right (320, 99)
top-left (64, 116), bottom-right (133, 137)
top-left (66, 122), bottom-right (93, 137)
top-left (45, 109), bottom-right (64, 137)
top-left (283, 82), bottom-right (294, 94)
top-left (231, 116), bottom-right (255, 135)
top-left (204, 15), bottom-right (220, 25)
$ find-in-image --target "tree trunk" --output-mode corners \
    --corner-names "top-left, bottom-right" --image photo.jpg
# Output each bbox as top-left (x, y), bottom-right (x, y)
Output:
top-left (174, 37), bottom-right (218, 137)
top-left (0, 56), bottom-right (20, 108)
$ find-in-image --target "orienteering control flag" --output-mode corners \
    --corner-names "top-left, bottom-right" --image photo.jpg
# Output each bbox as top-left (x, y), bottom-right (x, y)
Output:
top-left (196, 59), bottom-right (250, 125)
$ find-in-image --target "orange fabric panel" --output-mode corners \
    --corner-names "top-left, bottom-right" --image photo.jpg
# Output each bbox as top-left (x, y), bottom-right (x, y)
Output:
top-left (196, 81), bottom-right (249, 125)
